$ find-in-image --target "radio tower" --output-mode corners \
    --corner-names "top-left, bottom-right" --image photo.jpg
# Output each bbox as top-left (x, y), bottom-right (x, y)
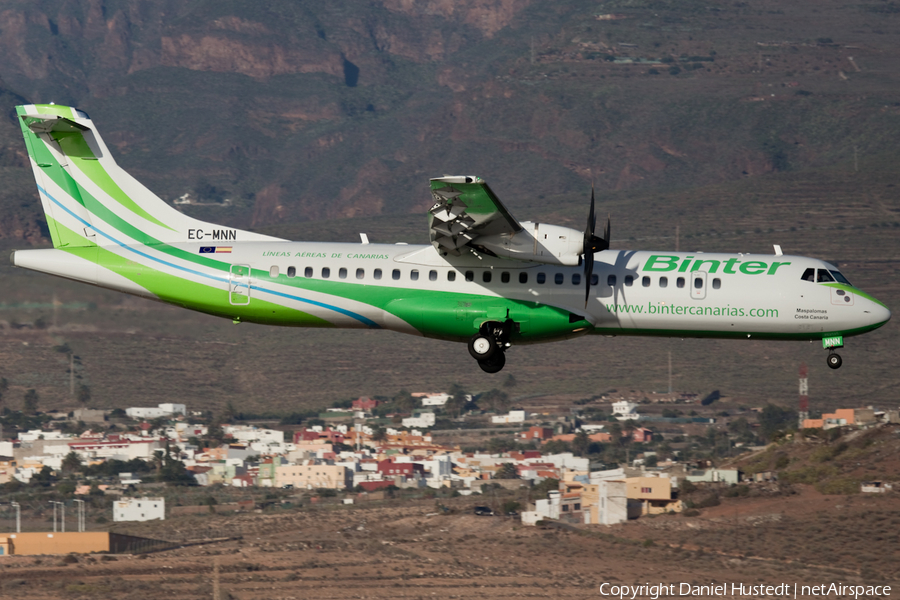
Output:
top-left (798, 363), bottom-right (809, 428)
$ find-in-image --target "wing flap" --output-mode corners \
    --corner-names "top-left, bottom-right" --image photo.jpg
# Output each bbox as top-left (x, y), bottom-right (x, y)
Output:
top-left (428, 176), bottom-right (522, 256)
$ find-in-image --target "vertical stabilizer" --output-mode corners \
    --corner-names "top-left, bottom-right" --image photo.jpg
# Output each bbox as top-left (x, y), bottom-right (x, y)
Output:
top-left (16, 104), bottom-right (283, 249)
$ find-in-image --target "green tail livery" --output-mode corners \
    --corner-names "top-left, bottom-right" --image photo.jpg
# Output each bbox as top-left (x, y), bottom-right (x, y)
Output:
top-left (11, 105), bottom-right (891, 373)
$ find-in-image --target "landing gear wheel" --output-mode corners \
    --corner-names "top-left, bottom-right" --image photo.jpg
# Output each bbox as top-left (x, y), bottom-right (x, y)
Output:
top-left (827, 353), bottom-right (842, 370)
top-left (478, 351), bottom-right (506, 374)
top-left (468, 333), bottom-right (497, 360)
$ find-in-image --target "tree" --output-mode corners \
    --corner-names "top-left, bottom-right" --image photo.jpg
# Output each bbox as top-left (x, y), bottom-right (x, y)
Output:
top-left (502, 374), bottom-right (517, 388)
top-left (542, 440), bottom-right (571, 454)
top-left (701, 390), bottom-right (721, 406)
top-left (32, 465), bottom-right (54, 487)
top-left (445, 383), bottom-right (469, 418)
top-left (158, 454), bottom-right (195, 485)
top-left (61, 451), bottom-right (82, 474)
top-left (76, 384), bottom-right (91, 406)
top-left (371, 425), bottom-right (387, 442)
top-left (758, 404), bottom-right (798, 440)
top-left (23, 389), bottom-right (39, 414)
top-left (479, 389), bottom-right (510, 413)
top-left (606, 421), bottom-right (624, 445)
top-left (532, 477), bottom-right (560, 499)
top-left (392, 389), bottom-right (415, 412)
top-left (0, 377), bottom-right (7, 405)
top-left (222, 401), bottom-right (237, 423)
top-left (572, 430), bottom-right (590, 457)
top-left (495, 462), bottom-right (519, 479)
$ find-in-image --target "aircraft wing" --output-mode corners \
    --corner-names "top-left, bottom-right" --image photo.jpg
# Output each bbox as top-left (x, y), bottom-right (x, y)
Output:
top-left (428, 176), bottom-right (523, 255)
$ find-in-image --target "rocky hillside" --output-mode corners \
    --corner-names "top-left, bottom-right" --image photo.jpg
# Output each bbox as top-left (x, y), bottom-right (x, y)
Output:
top-left (1, 0), bottom-right (900, 242)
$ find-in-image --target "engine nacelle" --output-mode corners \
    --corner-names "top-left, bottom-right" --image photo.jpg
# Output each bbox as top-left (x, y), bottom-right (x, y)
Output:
top-left (473, 221), bottom-right (584, 266)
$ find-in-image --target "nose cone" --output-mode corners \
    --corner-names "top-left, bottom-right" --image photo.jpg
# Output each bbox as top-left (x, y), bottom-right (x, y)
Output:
top-left (865, 300), bottom-right (891, 329)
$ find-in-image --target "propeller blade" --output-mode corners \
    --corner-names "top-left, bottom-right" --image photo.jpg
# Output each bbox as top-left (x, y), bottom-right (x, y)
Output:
top-left (584, 252), bottom-right (593, 308)
top-left (584, 185), bottom-right (598, 307)
top-left (604, 215), bottom-right (610, 246)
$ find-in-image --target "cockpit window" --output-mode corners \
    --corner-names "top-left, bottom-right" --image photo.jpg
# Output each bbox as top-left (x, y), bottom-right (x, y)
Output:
top-left (817, 269), bottom-right (835, 283)
top-left (801, 268), bottom-right (815, 282)
top-left (830, 270), bottom-right (852, 286)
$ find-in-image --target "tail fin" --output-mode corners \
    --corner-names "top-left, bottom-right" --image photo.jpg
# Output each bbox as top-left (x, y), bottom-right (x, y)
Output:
top-left (16, 104), bottom-right (282, 249)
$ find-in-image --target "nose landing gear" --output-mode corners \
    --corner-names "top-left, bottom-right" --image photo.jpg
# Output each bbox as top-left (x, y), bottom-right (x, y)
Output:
top-left (823, 335), bottom-right (844, 369)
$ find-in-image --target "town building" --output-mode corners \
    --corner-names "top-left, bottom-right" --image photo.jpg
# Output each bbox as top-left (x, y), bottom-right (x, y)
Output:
top-left (625, 476), bottom-right (682, 515)
top-left (125, 403), bottom-right (187, 419)
top-left (113, 497), bottom-right (165, 522)
top-left (612, 400), bottom-right (640, 420)
top-left (275, 463), bottom-right (352, 490)
top-left (402, 411), bottom-right (435, 429)
top-left (491, 410), bottom-right (526, 424)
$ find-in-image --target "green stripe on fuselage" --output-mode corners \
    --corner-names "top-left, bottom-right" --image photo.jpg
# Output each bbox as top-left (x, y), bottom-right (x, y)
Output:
top-left (823, 283), bottom-right (888, 308)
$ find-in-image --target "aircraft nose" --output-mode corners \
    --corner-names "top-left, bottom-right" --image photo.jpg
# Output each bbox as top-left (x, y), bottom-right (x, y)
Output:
top-left (866, 301), bottom-right (891, 327)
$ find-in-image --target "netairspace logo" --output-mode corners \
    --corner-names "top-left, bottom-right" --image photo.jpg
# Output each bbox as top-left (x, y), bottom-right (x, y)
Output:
top-left (598, 582), bottom-right (892, 599)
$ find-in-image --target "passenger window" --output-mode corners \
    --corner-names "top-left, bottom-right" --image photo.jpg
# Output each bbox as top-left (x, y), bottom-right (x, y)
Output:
top-left (410, 269), bottom-right (419, 281)
top-left (322, 267), bottom-right (330, 279)
top-left (483, 271), bottom-right (492, 283)
top-left (660, 277), bottom-right (668, 288)
top-left (356, 268), bottom-right (365, 280)
top-left (287, 266), bottom-right (296, 278)
top-left (676, 277), bottom-right (685, 288)
top-left (642, 276), bottom-right (650, 287)
top-left (554, 273), bottom-right (564, 285)
top-left (572, 273), bottom-right (581, 285)
top-left (712, 278), bottom-right (721, 289)
top-left (694, 277), bottom-right (703, 289)
top-left (392, 269), bottom-right (401, 280)
top-left (465, 271), bottom-right (474, 282)
top-left (429, 270), bottom-right (437, 281)
top-left (608, 274), bottom-right (616, 286)
top-left (519, 272), bottom-right (528, 284)
top-left (801, 268), bottom-right (815, 282)
top-left (374, 268), bottom-right (382, 280)
top-left (625, 275), bottom-right (633, 287)
top-left (590, 274), bottom-right (599, 286)
top-left (817, 269), bottom-right (835, 283)
top-left (339, 267), bottom-right (348, 279)
top-left (305, 267), bottom-right (313, 278)
top-left (537, 273), bottom-right (546, 284)
top-left (448, 271), bottom-right (456, 282)
top-left (270, 266), bottom-right (279, 278)
top-left (501, 271), bottom-right (510, 283)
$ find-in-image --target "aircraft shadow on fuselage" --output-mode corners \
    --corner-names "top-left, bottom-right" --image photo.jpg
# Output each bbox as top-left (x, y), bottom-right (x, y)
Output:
top-left (595, 250), bottom-right (638, 326)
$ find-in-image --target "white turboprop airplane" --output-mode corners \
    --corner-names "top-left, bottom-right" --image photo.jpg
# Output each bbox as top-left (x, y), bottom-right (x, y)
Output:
top-left (10, 104), bottom-right (891, 373)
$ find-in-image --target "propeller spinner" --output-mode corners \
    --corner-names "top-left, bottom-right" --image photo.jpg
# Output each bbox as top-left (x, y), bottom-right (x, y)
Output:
top-left (582, 186), bottom-right (610, 307)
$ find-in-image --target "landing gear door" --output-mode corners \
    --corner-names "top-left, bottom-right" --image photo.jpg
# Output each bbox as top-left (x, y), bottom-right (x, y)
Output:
top-left (691, 271), bottom-right (707, 300)
top-left (229, 264), bottom-right (251, 305)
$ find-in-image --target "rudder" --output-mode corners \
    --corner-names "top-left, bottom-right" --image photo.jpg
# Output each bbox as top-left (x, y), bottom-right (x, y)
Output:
top-left (16, 104), bottom-right (281, 249)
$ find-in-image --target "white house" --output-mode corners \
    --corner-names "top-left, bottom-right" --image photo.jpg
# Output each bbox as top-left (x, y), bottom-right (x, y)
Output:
top-left (113, 497), bottom-right (165, 522)
top-left (125, 403), bottom-right (187, 419)
top-left (402, 411), bottom-right (436, 428)
top-left (612, 400), bottom-right (640, 421)
top-left (522, 491), bottom-right (561, 525)
top-left (587, 480), bottom-right (628, 525)
top-left (419, 393), bottom-right (450, 407)
top-left (491, 410), bottom-right (526, 424)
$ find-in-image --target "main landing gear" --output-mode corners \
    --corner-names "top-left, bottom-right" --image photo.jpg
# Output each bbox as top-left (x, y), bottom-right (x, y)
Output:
top-left (468, 320), bottom-right (514, 373)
